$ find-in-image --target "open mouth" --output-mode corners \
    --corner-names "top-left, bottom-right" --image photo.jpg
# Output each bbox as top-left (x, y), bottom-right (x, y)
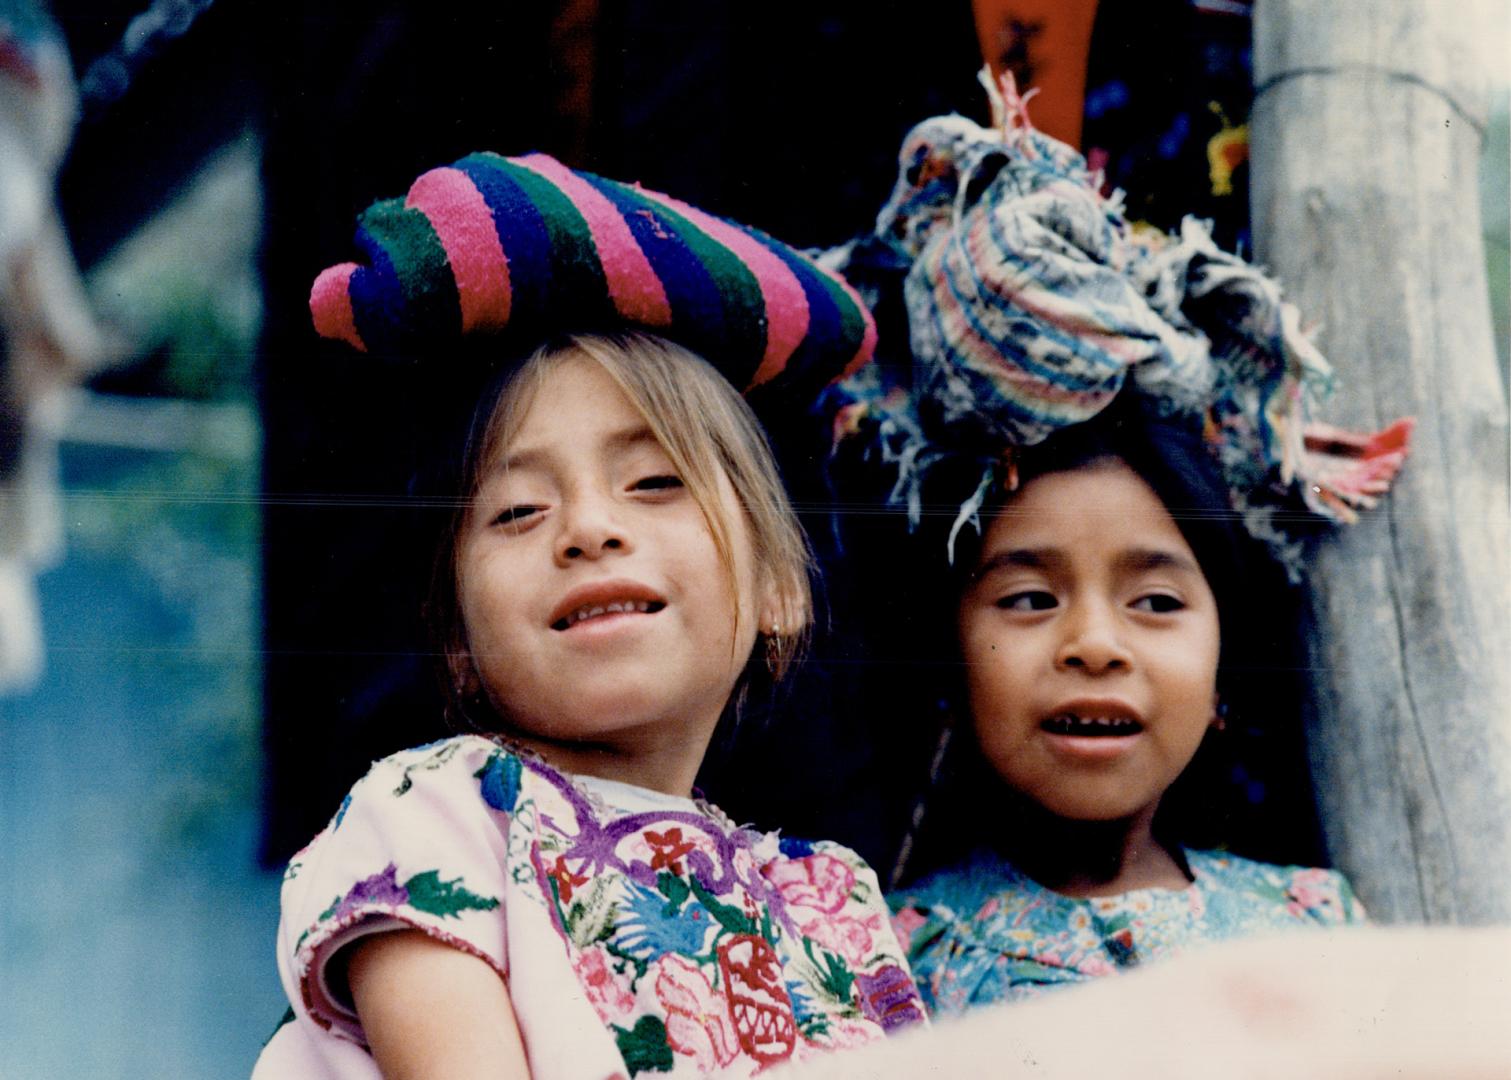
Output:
top-left (551, 599), bottom-right (666, 631)
top-left (1040, 713), bottom-right (1144, 737)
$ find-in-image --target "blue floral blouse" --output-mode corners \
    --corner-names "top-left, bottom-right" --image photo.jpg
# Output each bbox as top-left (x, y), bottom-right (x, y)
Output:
top-left (892, 849), bottom-right (1364, 1014)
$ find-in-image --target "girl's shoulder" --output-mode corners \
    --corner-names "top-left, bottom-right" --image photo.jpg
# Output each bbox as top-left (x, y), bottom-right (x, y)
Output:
top-left (1187, 849), bottom-right (1366, 925)
top-left (889, 849), bottom-right (1031, 916)
top-left (334, 734), bottom-right (581, 825)
top-left (760, 834), bottom-right (890, 899)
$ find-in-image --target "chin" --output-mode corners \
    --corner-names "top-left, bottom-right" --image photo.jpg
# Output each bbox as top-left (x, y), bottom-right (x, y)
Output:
top-left (1035, 796), bottom-right (1148, 824)
top-left (525, 704), bottom-right (662, 740)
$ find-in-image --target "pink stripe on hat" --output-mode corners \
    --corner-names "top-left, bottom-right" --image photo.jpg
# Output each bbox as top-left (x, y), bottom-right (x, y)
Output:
top-left (310, 263), bottom-right (365, 352)
top-left (405, 167), bottom-right (512, 332)
top-left (513, 153), bottom-right (673, 328)
top-left (635, 188), bottom-right (809, 389)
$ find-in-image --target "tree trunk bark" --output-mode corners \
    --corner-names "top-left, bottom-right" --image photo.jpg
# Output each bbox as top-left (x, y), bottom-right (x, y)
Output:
top-left (1250, 0), bottom-right (1511, 923)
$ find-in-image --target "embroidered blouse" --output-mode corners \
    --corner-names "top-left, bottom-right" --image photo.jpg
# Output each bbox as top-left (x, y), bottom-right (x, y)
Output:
top-left (892, 848), bottom-right (1364, 1014)
top-left (254, 735), bottom-right (925, 1079)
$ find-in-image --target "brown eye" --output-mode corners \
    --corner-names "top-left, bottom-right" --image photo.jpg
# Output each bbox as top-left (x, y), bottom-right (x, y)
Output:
top-left (1132, 593), bottom-right (1184, 614)
top-left (632, 474), bottom-right (683, 492)
top-left (492, 505), bottom-right (539, 526)
top-left (997, 591), bottom-right (1057, 612)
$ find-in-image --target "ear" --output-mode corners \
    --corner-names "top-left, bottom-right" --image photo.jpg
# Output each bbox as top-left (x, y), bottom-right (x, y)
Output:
top-left (446, 638), bottom-right (484, 703)
top-left (757, 570), bottom-right (807, 637)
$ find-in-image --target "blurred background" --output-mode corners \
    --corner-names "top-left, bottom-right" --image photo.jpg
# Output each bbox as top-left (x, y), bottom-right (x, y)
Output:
top-left (0, 2), bottom-right (1504, 1076)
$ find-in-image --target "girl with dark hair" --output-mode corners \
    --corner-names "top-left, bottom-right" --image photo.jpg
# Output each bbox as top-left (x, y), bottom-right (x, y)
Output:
top-left (822, 72), bottom-right (1412, 1012)
top-left (890, 407), bottom-right (1370, 1012)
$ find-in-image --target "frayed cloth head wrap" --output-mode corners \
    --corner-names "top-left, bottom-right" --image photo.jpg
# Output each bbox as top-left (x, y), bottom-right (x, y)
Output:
top-left (825, 70), bottom-right (1412, 570)
top-left (309, 151), bottom-right (875, 398)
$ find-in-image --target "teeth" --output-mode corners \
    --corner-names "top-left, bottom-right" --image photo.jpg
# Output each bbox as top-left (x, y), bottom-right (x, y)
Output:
top-left (1045, 713), bottom-right (1140, 734)
top-left (562, 600), bottom-right (655, 628)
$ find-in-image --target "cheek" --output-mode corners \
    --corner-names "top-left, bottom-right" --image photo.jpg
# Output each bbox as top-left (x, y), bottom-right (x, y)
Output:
top-left (959, 612), bottom-right (1029, 684)
top-left (958, 617), bottom-right (1031, 734)
top-left (457, 552), bottom-right (524, 658)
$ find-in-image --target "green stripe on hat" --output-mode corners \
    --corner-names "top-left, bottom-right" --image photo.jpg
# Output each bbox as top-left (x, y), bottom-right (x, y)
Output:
top-left (505, 165), bottom-right (616, 337)
top-left (634, 195), bottom-right (767, 374)
top-left (356, 197), bottom-right (461, 344)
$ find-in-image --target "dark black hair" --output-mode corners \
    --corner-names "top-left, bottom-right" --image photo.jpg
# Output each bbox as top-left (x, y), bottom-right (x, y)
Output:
top-left (891, 394), bottom-right (1324, 886)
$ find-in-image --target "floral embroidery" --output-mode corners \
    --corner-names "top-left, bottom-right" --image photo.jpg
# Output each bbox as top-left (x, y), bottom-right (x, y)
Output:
top-left (577, 946), bottom-right (638, 1023)
top-left (281, 737), bottom-right (924, 1077)
top-left (764, 853), bottom-right (855, 914)
top-left (645, 828), bottom-right (698, 876)
top-left (655, 954), bottom-right (740, 1072)
top-left (796, 911), bottom-right (882, 967)
top-left (550, 855), bottom-right (591, 904)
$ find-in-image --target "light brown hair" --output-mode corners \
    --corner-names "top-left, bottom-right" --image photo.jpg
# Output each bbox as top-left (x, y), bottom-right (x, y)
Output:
top-left (431, 332), bottom-right (813, 727)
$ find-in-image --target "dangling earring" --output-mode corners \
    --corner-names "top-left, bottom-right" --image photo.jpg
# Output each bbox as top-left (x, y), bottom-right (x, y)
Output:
top-left (764, 624), bottom-right (783, 675)
top-left (1212, 697), bottom-right (1229, 733)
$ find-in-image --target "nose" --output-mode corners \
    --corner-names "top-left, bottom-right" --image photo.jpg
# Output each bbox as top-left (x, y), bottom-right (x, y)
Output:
top-left (554, 489), bottom-right (631, 564)
top-left (1054, 599), bottom-right (1132, 674)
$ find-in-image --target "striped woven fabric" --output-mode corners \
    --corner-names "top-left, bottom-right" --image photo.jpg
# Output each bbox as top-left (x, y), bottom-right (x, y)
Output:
top-left (310, 151), bottom-right (875, 394)
top-left (825, 69), bottom-right (1412, 568)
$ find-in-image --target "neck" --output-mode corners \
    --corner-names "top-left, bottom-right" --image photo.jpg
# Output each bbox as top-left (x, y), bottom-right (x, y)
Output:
top-left (503, 719), bottom-right (715, 798)
top-left (992, 796), bottom-right (1190, 897)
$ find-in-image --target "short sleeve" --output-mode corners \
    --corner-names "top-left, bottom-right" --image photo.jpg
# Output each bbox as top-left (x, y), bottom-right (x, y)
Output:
top-left (274, 736), bottom-right (517, 1042)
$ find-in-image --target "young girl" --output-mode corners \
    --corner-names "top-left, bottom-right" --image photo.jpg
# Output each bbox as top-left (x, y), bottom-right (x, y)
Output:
top-left (821, 72), bottom-right (1411, 1013)
top-left (254, 153), bottom-right (925, 1078)
top-left (890, 408), bottom-right (1372, 1012)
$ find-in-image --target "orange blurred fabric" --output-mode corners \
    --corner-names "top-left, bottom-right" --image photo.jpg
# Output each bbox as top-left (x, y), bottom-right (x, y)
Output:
top-left (971, 0), bottom-right (1098, 147)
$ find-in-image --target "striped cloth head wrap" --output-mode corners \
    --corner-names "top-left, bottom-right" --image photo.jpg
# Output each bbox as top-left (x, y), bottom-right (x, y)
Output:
top-left (825, 69), bottom-right (1412, 571)
top-left (309, 151), bottom-right (875, 399)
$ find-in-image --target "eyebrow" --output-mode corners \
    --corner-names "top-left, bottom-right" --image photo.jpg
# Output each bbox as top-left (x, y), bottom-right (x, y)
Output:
top-left (972, 548), bottom-right (1061, 580)
top-left (971, 546), bottom-right (1202, 579)
top-left (492, 424), bottom-right (660, 477)
top-left (1117, 547), bottom-right (1202, 575)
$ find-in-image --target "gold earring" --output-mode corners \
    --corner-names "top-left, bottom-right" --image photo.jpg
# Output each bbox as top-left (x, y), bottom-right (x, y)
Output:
top-left (765, 625), bottom-right (783, 675)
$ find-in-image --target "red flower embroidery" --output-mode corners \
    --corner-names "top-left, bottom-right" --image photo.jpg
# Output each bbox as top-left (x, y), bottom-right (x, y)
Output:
top-left (549, 855), bottom-right (590, 904)
top-left (645, 828), bottom-right (697, 876)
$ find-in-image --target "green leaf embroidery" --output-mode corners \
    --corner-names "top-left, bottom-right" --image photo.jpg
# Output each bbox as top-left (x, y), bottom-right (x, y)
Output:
top-left (402, 870), bottom-right (500, 919)
top-left (688, 875), bottom-right (756, 937)
top-left (803, 937), bottom-right (855, 1004)
top-left (613, 1015), bottom-right (674, 1075)
top-left (566, 875), bottom-right (618, 949)
top-left (656, 871), bottom-right (691, 914)
top-left (603, 939), bottom-right (651, 985)
top-left (392, 741), bottom-right (462, 797)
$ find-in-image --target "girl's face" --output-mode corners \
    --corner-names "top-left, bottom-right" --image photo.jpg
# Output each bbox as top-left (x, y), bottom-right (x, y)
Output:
top-left (456, 354), bottom-right (767, 757)
top-left (956, 459), bottom-right (1221, 825)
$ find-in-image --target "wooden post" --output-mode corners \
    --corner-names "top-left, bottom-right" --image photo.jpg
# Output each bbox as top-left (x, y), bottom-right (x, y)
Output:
top-left (1250, 0), bottom-right (1511, 923)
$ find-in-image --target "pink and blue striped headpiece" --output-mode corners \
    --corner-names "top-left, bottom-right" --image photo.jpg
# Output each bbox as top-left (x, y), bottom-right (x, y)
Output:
top-left (310, 151), bottom-right (875, 396)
